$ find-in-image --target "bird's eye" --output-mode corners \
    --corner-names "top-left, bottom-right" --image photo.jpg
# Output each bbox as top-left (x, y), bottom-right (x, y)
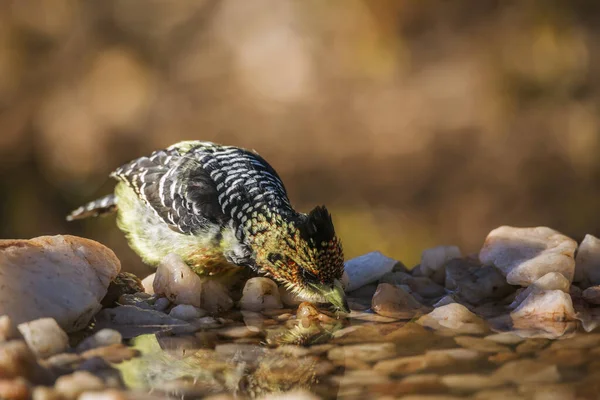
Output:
top-left (301, 267), bottom-right (320, 284)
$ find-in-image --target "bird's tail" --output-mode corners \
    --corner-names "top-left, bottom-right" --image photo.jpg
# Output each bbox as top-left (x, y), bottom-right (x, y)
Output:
top-left (66, 194), bottom-right (117, 221)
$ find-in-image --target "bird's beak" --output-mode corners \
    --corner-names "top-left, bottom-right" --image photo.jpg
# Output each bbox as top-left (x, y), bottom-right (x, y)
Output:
top-left (310, 279), bottom-right (349, 314)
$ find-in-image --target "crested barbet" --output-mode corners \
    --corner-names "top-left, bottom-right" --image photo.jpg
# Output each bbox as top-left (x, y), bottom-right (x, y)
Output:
top-left (67, 141), bottom-right (348, 312)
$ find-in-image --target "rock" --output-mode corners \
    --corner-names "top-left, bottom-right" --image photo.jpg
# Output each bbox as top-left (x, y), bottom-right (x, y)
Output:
top-left (380, 272), bottom-right (446, 299)
top-left (76, 329), bottom-right (122, 353)
top-left (492, 359), bottom-right (560, 384)
top-left (153, 254), bottom-right (202, 308)
top-left (239, 278), bottom-right (283, 311)
top-left (347, 282), bottom-right (379, 300)
top-left (417, 304), bottom-right (489, 335)
top-left (94, 305), bottom-right (194, 338)
top-left (510, 290), bottom-right (577, 338)
top-left (0, 236), bottom-right (120, 332)
top-left (484, 332), bottom-right (525, 345)
top-left (454, 336), bottom-right (512, 353)
top-left (433, 295), bottom-right (459, 308)
top-left (17, 318), bottom-right (69, 358)
top-left (371, 283), bottom-right (429, 319)
top-left (343, 251), bottom-right (397, 291)
top-left (81, 344), bottom-right (139, 363)
top-left (116, 293), bottom-right (154, 310)
top-left (153, 298), bottom-right (170, 312)
top-left (199, 280), bottom-right (234, 314)
top-left (373, 351), bottom-right (462, 374)
top-left (0, 316), bottom-right (20, 342)
top-left (509, 272), bottom-right (571, 309)
top-left (0, 340), bottom-right (51, 383)
top-left (42, 353), bottom-right (82, 374)
top-left (101, 272), bottom-right (144, 308)
top-left (141, 273), bottom-right (155, 295)
top-left (441, 374), bottom-right (503, 392)
top-left (421, 245), bottom-right (462, 285)
top-left (54, 371), bottom-right (105, 399)
top-left (574, 234), bottom-right (600, 286)
top-left (479, 226), bottom-right (577, 286)
top-left (0, 377), bottom-right (30, 400)
top-left (582, 286), bottom-right (600, 305)
top-left (168, 305), bottom-right (206, 321)
top-left (444, 259), bottom-right (515, 304)
top-left (328, 342), bottom-right (397, 363)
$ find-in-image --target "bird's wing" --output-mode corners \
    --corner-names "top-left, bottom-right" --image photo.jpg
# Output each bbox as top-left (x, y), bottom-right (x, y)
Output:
top-left (111, 147), bottom-right (228, 235)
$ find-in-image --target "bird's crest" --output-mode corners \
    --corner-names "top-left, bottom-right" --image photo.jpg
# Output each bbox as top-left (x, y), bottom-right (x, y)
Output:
top-left (298, 205), bottom-right (336, 247)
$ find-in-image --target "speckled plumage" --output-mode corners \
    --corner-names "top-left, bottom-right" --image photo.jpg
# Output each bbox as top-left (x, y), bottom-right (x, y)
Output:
top-left (68, 141), bottom-right (347, 310)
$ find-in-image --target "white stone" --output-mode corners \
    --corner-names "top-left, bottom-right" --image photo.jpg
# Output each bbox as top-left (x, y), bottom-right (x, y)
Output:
top-left (371, 283), bottom-right (428, 319)
top-left (17, 318), bottom-right (69, 358)
top-left (575, 234), bottom-right (600, 286)
top-left (141, 273), bottom-right (155, 294)
top-left (168, 304), bottom-right (207, 321)
top-left (417, 303), bottom-right (489, 335)
top-left (421, 245), bottom-right (462, 284)
top-left (153, 254), bottom-right (202, 308)
top-left (76, 329), bottom-right (122, 352)
top-left (510, 290), bottom-right (577, 338)
top-left (343, 251), bottom-right (397, 291)
top-left (509, 272), bottom-right (571, 309)
top-left (239, 277), bottom-right (283, 311)
top-left (479, 226), bottom-right (577, 286)
top-left (0, 235), bottom-right (120, 332)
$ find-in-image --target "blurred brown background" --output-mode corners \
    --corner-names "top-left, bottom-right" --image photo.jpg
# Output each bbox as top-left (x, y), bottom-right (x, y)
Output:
top-left (1, 0), bottom-right (600, 277)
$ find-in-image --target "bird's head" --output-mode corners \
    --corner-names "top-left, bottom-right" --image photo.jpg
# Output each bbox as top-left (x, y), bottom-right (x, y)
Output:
top-left (252, 206), bottom-right (348, 313)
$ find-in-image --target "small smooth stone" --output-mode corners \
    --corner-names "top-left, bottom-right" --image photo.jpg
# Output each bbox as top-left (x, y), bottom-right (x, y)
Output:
top-left (380, 272), bottom-right (446, 299)
top-left (417, 304), bottom-right (489, 335)
top-left (54, 371), bottom-right (105, 399)
top-left (153, 298), bottom-right (171, 312)
top-left (425, 348), bottom-right (483, 362)
top-left (0, 236), bottom-right (120, 333)
top-left (479, 226), bottom-right (577, 286)
top-left (492, 359), bottom-right (560, 384)
top-left (488, 352), bottom-right (520, 364)
top-left (372, 283), bottom-right (429, 319)
top-left (17, 318), bottom-right (69, 359)
top-left (510, 290), bottom-right (577, 338)
top-left (141, 273), bottom-right (155, 295)
top-left (344, 251), bottom-right (398, 291)
top-left (444, 259), bottom-right (514, 304)
top-left (153, 254), bottom-right (202, 307)
top-left (0, 377), bottom-right (30, 400)
top-left (454, 336), bottom-right (512, 353)
top-left (574, 234), bottom-right (600, 286)
top-left (239, 278), bottom-right (283, 312)
top-left (81, 344), bottom-right (140, 363)
top-left (327, 343), bottom-right (397, 363)
top-left (32, 387), bottom-right (64, 400)
top-left (421, 245), bottom-right (462, 284)
top-left (484, 332), bottom-right (525, 345)
top-left (509, 272), bottom-right (571, 309)
top-left (515, 339), bottom-right (550, 354)
top-left (76, 329), bottom-right (122, 353)
top-left (548, 334), bottom-right (600, 350)
top-left (331, 369), bottom-right (389, 386)
top-left (441, 374), bottom-right (503, 391)
top-left (95, 305), bottom-right (188, 328)
top-left (0, 341), bottom-right (48, 382)
top-left (537, 348), bottom-right (588, 367)
top-left (216, 325), bottom-right (259, 339)
top-left (43, 353), bottom-right (82, 372)
top-left (168, 305), bottom-right (207, 321)
top-left (582, 286), bottom-right (600, 305)
top-left (0, 316), bottom-right (19, 342)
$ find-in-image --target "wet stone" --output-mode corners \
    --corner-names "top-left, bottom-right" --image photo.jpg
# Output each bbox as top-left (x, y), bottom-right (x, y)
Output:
top-left (574, 234), bottom-right (600, 286)
top-left (548, 333), bottom-right (600, 350)
top-left (153, 297), bottom-right (170, 312)
top-left (216, 325), bottom-right (260, 339)
top-left (54, 371), bottom-right (105, 399)
top-left (42, 353), bottom-right (82, 374)
top-left (484, 332), bottom-right (525, 345)
top-left (537, 348), bottom-right (588, 367)
top-left (153, 254), bottom-right (202, 308)
top-left (510, 290), bottom-right (577, 338)
top-left (421, 245), bottom-right (462, 285)
top-left (492, 359), bottom-right (560, 384)
top-left (515, 339), bottom-right (551, 354)
top-left (168, 304), bottom-right (207, 321)
top-left (101, 272), bottom-right (144, 308)
top-left (509, 272), bottom-right (571, 309)
top-left (444, 258), bottom-right (515, 304)
top-left (0, 316), bottom-right (19, 343)
top-left (239, 278), bottom-right (283, 311)
top-left (0, 378), bottom-right (30, 400)
top-left (18, 318), bottom-right (69, 358)
top-left (327, 342), bottom-right (397, 363)
top-left (488, 352), bottom-right (520, 364)
top-left (417, 304), bottom-right (489, 335)
top-left (344, 251), bottom-right (398, 291)
top-left (479, 226), bottom-right (577, 286)
top-left (116, 294), bottom-right (153, 310)
top-left (582, 285), bottom-right (600, 305)
top-left (454, 336), bottom-right (512, 353)
top-left (141, 273), bottom-right (155, 295)
top-left (77, 329), bottom-right (122, 353)
top-left (441, 374), bottom-right (503, 392)
top-left (81, 344), bottom-right (139, 363)
top-left (371, 283), bottom-right (429, 319)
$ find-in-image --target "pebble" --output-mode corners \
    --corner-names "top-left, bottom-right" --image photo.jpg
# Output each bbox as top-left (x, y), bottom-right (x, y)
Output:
top-left (328, 342), bottom-right (397, 363)
top-left (509, 272), bottom-right (571, 309)
top-left (152, 254), bottom-right (202, 307)
top-left (343, 251), bottom-right (398, 291)
top-left (371, 283), bottom-right (429, 319)
top-left (0, 316), bottom-right (20, 342)
top-left (153, 297), bottom-right (171, 312)
top-left (168, 304), bottom-right (207, 321)
top-left (0, 235), bottom-right (120, 332)
top-left (199, 280), bottom-right (234, 314)
top-left (492, 359), bottom-right (560, 384)
top-left (421, 245), bottom-right (462, 285)
top-left (417, 304), bottom-right (489, 335)
top-left (574, 234), bottom-right (600, 286)
top-left (17, 318), bottom-right (69, 358)
top-left (444, 259), bottom-right (514, 304)
top-left (141, 273), bottom-right (155, 295)
top-left (484, 332), bottom-right (525, 345)
top-left (380, 272), bottom-right (446, 299)
top-left (81, 344), bottom-right (140, 363)
top-left (548, 333), bottom-right (600, 350)
top-left (515, 339), bottom-right (550, 354)
top-left (0, 378), bottom-right (30, 400)
top-left (94, 305), bottom-right (192, 338)
top-left (101, 272), bottom-right (144, 308)
top-left (479, 226), bottom-right (577, 286)
top-left (54, 371), bottom-right (105, 399)
top-left (441, 374), bottom-right (503, 392)
top-left (76, 329), bottom-right (123, 352)
top-left (239, 278), bottom-right (283, 311)
top-left (454, 336), bottom-right (512, 353)
top-left (582, 285), bottom-right (600, 305)
top-left (510, 290), bottom-right (577, 338)
top-left (373, 351), bottom-right (457, 375)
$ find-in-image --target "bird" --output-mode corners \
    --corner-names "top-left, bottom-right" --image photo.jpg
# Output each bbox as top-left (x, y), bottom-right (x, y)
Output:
top-left (67, 141), bottom-right (348, 312)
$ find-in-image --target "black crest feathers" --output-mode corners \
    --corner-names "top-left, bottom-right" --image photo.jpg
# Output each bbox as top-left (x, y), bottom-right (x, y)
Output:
top-left (298, 205), bottom-right (336, 247)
